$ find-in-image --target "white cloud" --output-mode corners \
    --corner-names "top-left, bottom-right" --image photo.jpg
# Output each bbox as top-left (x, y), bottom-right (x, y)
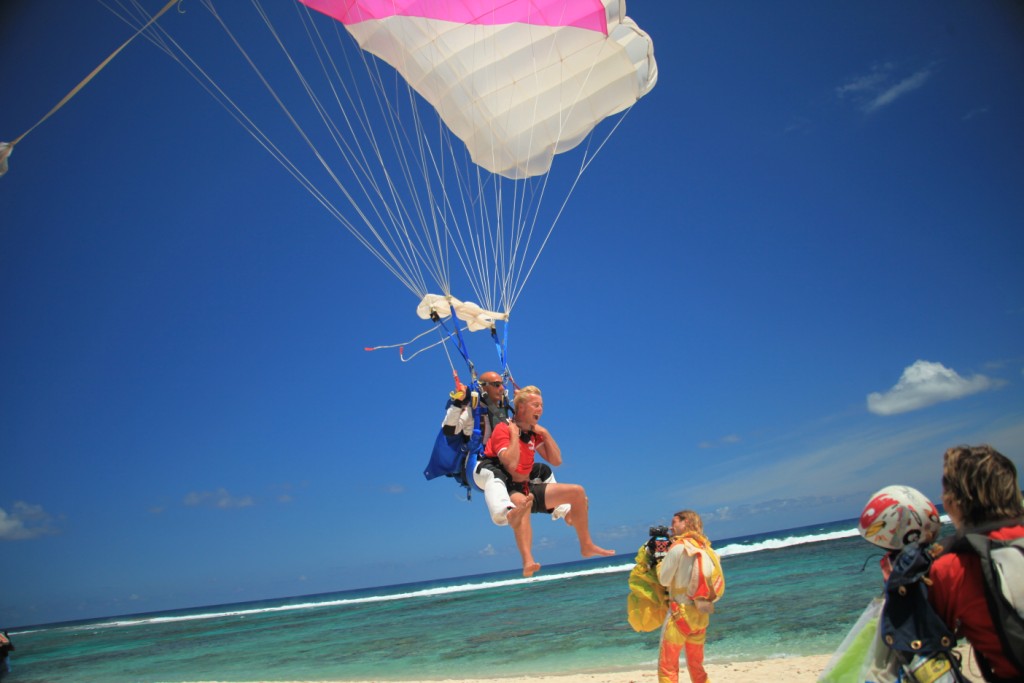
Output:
top-left (183, 488), bottom-right (255, 509)
top-left (962, 106), bottom-right (990, 121)
top-left (702, 495), bottom-right (861, 524)
top-left (0, 501), bottom-right (58, 540)
top-left (864, 69), bottom-right (932, 112)
top-left (836, 64), bottom-right (933, 113)
top-left (867, 360), bottom-right (999, 416)
top-left (707, 506), bottom-right (732, 522)
top-left (677, 414), bottom-right (978, 514)
top-left (479, 543), bottom-right (496, 556)
top-left (697, 434), bottom-right (742, 449)
top-left (836, 66), bottom-right (891, 97)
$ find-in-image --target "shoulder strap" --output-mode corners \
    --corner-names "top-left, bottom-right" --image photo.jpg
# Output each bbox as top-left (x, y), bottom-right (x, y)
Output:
top-left (954, 531), bottom-right (1024, 676)
top-left (881, 542), bottom-right (960, 658)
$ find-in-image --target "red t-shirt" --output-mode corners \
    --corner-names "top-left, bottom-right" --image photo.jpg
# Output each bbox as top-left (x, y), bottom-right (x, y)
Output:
top-left (928, 524), bottom-right (1024, 680)
top-left (484, 421), bottom-right (545, 478)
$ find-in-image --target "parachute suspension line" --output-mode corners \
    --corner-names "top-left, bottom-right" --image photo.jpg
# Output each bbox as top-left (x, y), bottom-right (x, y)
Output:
top-left (490, 20), bottom-right (567, 315)
top-left (105, 0), bottom-right (388, 266)
top-left (401, 82), bottom-right (453, 296)
top-left (0, 0), bottom-right (181, 176)
top-left (356, 47), bottom-right (451, 299)
top-left (400, 21), bottom-right (503, 314)
top-left (290, 6), bottom-right (433, 297)
top-left (505, 37), bottom-right (636, 313)
top-left (307, 8), bottom-right (476, 302)
top-left (436, 123), bottom-right (488, 307)
top-left (437, 325), bottom-right (459, 373)
top-left (250, 0), bottom-right (434, 297)
top-left (335, 39), bottom-right (438, 296)
top-left (323, 8), bottom-right (474, 303)
top-left (427, 102), bottom-right (501, 310)
top-left (124, 0), bottom-right (430, 298)
top-left (508, 106), bottom-right (633, 311)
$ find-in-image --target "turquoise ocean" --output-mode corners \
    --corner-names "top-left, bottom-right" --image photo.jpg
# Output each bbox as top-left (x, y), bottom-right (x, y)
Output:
top-left (6, 517), bottom-right (921, 683)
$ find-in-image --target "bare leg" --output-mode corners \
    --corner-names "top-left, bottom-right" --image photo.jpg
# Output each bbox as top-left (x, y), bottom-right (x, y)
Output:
top-left (538, 469), bottom-right (571, 523)
top-left (506, 492), bottom-right (532, 529)
top-left (509, 491), bottom-right (540, 577)
top-left (542, 483), bottom-right (615, 558)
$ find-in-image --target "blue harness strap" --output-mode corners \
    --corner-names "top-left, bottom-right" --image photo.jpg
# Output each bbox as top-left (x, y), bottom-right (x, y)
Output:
top-left (492, 324), bottom-right (508, 376)
top-left (424, 308), bottom-right (512, 498)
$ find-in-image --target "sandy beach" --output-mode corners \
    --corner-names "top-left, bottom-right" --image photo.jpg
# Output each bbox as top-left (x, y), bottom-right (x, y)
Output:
top-left (188, 653), bottom-right (833, 683)
top-left (185, 648), bottom-right (995, 683)
top-left (184, 643), bottom-right (992, 683)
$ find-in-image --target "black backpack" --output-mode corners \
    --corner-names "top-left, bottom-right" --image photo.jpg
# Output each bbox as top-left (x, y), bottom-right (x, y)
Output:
top-left (950, 522), bottom-right (1024, 681)
top-left (880, 541), bottom-right (968, 683)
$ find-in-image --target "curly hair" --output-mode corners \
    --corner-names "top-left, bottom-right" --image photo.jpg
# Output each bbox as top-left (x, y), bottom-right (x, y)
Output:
top-left (942, 444), bottom-right (1023, 527)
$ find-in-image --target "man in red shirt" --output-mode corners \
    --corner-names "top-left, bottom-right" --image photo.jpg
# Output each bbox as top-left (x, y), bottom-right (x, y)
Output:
top-left (928, 444), bottom-right (1024, 681)
top-left (470, 372), bottom-right (569, 526)
top-left (483, 385), bottom-right (614, 576)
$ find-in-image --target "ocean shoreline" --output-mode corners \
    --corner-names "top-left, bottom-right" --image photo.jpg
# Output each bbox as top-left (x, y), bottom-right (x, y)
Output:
top-left (181, 653), bottom-right (834, 683)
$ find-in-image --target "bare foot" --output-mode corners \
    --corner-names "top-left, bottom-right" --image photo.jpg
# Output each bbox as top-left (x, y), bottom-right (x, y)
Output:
top-left (506, 494), bottom-right (533, 527)
top-left (523, 561), bottom-right (541, 578)
top-left (581, 543), bottom-right (616, 558)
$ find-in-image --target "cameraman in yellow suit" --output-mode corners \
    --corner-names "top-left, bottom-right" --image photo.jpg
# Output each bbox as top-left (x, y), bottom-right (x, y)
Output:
top-left (656, 510), bottom-right (725, 683)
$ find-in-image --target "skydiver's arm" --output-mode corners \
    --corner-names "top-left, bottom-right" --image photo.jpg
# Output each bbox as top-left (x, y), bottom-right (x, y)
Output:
top-left (534, 425), bottom-right (561, 467)
top-left (499, 422), bottom-right (522, 474)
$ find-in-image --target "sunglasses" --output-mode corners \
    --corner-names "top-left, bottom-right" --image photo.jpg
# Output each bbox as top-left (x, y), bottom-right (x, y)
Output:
top-left (480, 381), bottom-right (503, 388)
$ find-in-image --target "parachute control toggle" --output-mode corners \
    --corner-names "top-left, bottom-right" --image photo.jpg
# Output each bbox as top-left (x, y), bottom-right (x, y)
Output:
top-left (417, 294), bottom-right (507, 332)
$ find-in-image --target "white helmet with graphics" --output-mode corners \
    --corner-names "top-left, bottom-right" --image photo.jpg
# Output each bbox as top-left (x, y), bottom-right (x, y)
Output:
top-left (859, 485), bottom-right (942, 550)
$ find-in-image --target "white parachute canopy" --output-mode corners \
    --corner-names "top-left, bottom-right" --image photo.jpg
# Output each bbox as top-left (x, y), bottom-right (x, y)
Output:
top-left (110, 0), bottom-right (656, 323)
top-left (305, 0), bottom-right (658, 179)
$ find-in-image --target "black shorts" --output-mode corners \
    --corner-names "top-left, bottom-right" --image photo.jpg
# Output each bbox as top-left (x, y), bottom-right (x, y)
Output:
top-left (477, 458), bottom-right (552, 513)
top-left (477, 458), bottom-right (551, 482)
top-left (507, 481), bottom-right (549, 513)
top-left (476, 457), bottom-right (511, 487)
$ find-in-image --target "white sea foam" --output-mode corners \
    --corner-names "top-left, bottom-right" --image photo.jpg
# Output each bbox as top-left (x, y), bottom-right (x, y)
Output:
top-left (63, 563), bottom-right (635, 632)
top-left (716, 528), bottom-right (860, 557)
top-left (58, 517), bottom-right (952, 634)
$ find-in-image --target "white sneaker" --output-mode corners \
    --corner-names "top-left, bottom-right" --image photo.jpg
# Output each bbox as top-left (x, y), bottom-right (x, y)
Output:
top-left (551, 504), bottom-right (571, 521)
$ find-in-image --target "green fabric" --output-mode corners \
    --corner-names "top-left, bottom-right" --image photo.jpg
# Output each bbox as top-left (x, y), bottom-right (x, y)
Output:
top-left (818, 600), bottom-right (883, 683)
top-left (627, 544), bottom-right (668, 632)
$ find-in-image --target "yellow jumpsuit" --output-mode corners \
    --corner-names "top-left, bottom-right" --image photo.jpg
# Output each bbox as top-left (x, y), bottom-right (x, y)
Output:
top-left (656, 533), bottom-right (725, 683)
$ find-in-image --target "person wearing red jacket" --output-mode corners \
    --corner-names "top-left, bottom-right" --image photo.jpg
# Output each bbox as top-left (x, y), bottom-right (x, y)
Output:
top-left (483, 385), bottom-right (614, 576)
top-left (928, 444), bottom-right (1024, 682)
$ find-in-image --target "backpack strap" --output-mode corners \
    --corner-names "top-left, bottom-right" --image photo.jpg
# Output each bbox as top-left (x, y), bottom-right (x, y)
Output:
top-left (879, 541), bottom-right (971, 682)
top-left (951, 527), bottom-right (1024, 678)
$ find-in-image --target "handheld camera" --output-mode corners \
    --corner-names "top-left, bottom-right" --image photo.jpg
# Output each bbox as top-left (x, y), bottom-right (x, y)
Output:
top-left (646, 525), bottom-right (672, 567)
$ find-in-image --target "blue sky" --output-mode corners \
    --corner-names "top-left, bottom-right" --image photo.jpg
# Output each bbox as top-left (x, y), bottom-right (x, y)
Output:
top-left (2, 1), bottom-right (1023, 627)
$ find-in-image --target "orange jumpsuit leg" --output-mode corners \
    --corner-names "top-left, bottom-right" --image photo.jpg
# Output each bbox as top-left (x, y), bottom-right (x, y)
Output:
top-left (683, 638), bottom-right (707, 683)
top-left (658, 628), bottom-right (684, 683)
top-left (658, 609), bottom-right (709, 683)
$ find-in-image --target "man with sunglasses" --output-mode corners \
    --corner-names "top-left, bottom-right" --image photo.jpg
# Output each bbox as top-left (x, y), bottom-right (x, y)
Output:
top-left (471, 372), bottom-right (569, 528)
